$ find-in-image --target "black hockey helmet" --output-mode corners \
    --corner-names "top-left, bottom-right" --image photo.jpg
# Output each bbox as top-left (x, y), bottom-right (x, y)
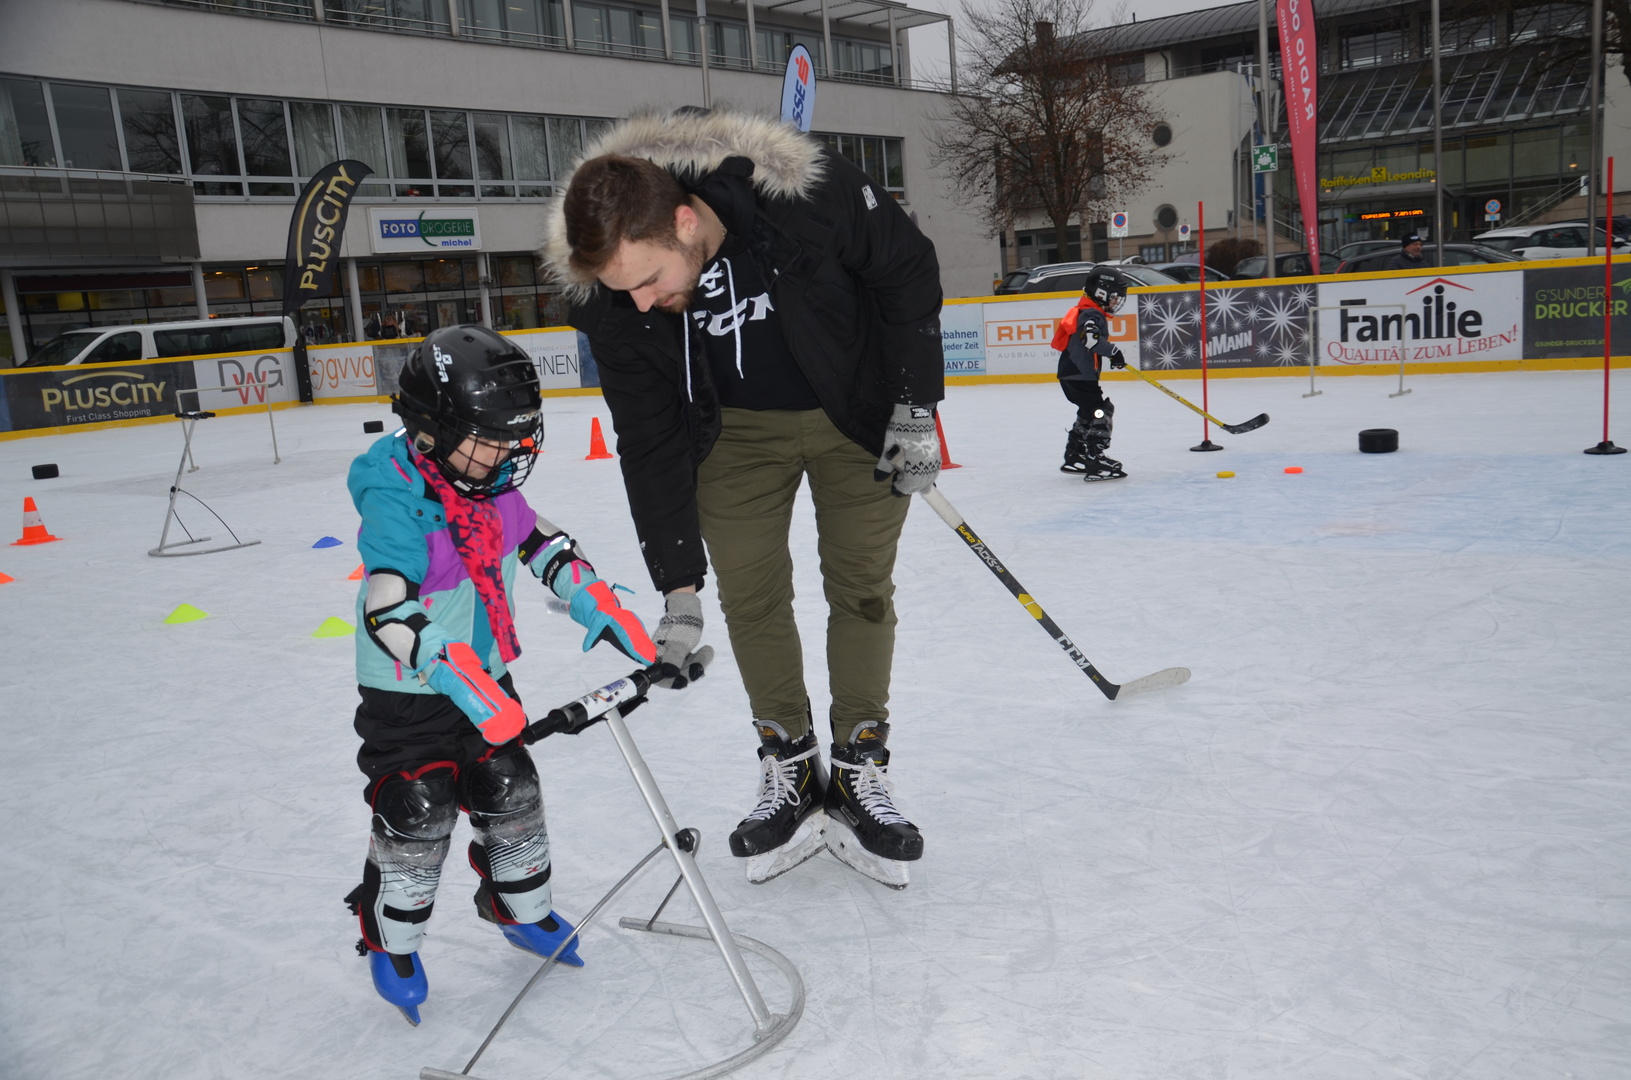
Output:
top-left (393, 324), bottom-right (542, 499)
top-left (1081, 267), bottom-right (1131, 314)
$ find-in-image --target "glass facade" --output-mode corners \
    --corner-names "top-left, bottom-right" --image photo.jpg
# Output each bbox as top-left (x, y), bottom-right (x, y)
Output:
top-left (154, 0), bottom-right (912, 84)
top-left (0, 75), bottom-right (618, 201)
top-left (6, 254), bottom-right (573, 355)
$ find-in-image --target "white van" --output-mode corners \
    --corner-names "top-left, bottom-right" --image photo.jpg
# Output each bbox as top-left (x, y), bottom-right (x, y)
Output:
top-left (18, 316), bottom-right (296, 368)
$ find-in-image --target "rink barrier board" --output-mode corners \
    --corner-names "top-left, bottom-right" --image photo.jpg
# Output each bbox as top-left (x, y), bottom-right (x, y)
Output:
top-left (4, 259), bottom-right (1628, 439)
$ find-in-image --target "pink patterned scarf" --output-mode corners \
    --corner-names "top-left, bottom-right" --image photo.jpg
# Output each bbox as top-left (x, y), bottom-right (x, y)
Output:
top-left (413, 452), bottom-right (522, 664)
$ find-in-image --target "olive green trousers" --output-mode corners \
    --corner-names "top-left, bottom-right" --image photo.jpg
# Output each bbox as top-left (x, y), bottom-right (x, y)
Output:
top-left (696, 407), bottom-right (910, 744)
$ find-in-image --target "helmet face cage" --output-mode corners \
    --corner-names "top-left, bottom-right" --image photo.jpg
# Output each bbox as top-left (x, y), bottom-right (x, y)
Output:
top-left (1084, 271), bottom-right (1129, 314)
top-left (392, 327), bottom-right (543, 500)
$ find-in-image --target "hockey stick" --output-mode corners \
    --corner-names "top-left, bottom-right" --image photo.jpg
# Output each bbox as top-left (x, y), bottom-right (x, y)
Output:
top-left (918, 486), bottom-right (1189, 700)
top-left (1125, 364), bottom-right (1269, 434)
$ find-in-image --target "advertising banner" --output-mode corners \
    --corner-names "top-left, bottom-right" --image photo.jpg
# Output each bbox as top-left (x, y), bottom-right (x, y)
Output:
top-left (1276, 0), bottom-right (1321, 262)
top-left (0, 359), bottom-right (198, 434)
top-left (1314, 270), bottom-right (1524, 366)
top-left (941, 302), bottom-right (987, 375)
top-left (368, 207), bottom-right (482, 253)
top-left (1522, 264), bottom-right (1631, 360)
top-left (306, 342), bottom-right (378, 400)
top-left (1137, 282), bottom-right (1316, 369)
top-left (281, 160), bottom-right (373, 319)
top-left (976, 295), bottom-right (1140, 377)
top-left (189, 349), bottom-right (299, 412)
top-left (780, 45), bottom-right (816, 132)
top-left (505, 327), bottom-right (586, 392)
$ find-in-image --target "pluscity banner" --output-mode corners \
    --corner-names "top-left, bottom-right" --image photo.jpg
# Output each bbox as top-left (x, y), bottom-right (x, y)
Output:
top-left (1276, 0), bottom-right (1321, 264)
top-left (281, 160), bottom-right (373, 319)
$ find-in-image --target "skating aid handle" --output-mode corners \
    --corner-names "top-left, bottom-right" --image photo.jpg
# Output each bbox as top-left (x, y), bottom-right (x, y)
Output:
top-left (520, 651), bottom-right (714, 743)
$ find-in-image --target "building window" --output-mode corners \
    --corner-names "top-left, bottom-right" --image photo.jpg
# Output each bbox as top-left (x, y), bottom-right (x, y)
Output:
top-left (1154, 204), bottom-right (1178, 230)
top-left (815, 133), bottom-right (906, 198)
top-left (461, 0), bottom-right (563, 43)
top-left (1340, 25), bottom-right (1406, 69)
top-left (0, 78), bottom-right (56, 167)
top-left (1152, 122), bottom-right (1172, 148)
top-left (119, 89), bottom-right (183, 174)
top-left (50, 83), bottom-right (123, 171)
top-left (326, 0), bottom-right (451, 34)
top-left (181, 94), bottom-right (242, 194)
top-left (1139, 243), bottom-right (1168, 262)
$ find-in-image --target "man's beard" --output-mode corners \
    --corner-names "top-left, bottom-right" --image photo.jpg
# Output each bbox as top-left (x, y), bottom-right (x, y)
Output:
top-left (653, 235), bottom-right (712, 314)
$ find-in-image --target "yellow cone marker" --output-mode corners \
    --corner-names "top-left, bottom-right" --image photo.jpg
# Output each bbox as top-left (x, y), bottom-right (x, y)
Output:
top-left (1217, 471), bottom-right (1235, 478)
top-left (164, 603), bottom-right (209, 624)
top-left (312, 616), bottom-right (354, 638)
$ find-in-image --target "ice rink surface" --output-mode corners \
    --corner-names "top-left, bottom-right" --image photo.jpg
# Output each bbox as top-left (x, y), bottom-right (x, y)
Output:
top-left (2, 371), bottom-right (1627, 1080)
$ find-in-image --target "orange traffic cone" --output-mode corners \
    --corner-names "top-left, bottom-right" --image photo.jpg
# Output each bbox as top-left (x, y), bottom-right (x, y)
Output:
top-left (585, 417), bottom-right (614, 461)
top-left (0, 571), bottom-right (13, 584)
top-left (348, 564), bottom-right (365, 581)
top-left (11, 497), bottom-right (61, 546)
top-left (935, 412), bottom-right (963, 470)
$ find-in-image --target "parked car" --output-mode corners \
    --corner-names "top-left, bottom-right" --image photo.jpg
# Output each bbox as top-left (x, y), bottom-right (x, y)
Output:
top-left (1336, 240), bottom-right (1402, 261)
top-left (995, 261), bottom-right (1096, 294)
top-left (1230, 251), bottom-right (1343, 279)
top-left (20, 316), bottom-right (295, 368)
top-left (1334, 243), bottom-right (1523, 274)
top-left (1472, 222), bottom-right (1628, 259)
top-left (1152, 262), bottom-right (1231, 284)
top-left (997, 261), bottom-right (1182, 295)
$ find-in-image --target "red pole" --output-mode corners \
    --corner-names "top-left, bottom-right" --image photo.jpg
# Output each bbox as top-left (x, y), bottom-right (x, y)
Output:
top-left (1197, 202), bottom-right (1214, 446)
top-left (1604, 156), bottom-right (1614, 444)
top-left (1588, 157), bottom-right (1626, 453)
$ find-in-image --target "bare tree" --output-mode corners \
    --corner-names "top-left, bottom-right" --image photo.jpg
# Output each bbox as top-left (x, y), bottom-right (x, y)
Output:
top-left (931, 0), bottom-right (1164, 264)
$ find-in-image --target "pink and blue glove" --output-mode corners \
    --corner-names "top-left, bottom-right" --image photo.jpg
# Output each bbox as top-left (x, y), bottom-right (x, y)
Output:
top-left (421, 642), bottom-right (525, 744)
top-left (567, 579), bottom-right (658, 663)
top-left (522, 529), bottom-right (656, 663)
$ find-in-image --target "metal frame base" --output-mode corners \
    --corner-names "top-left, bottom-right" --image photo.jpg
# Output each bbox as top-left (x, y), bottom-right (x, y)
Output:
top-left (148, 412), bottom-right (260, 558)
top-left (419, 709), bottom-right (803, 1080)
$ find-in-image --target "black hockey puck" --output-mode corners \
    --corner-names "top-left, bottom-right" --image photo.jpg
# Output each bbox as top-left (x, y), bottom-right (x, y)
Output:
top-left (1359, 428), bottom-right (1398, 454)
top-left (31, 463), bottom-right (59, 480)
top-left (363, 420), bottom-right (385, 434)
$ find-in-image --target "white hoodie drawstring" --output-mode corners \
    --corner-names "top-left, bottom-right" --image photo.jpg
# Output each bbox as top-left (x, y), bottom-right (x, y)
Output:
top-left (725, 257), bottom-right (743, 377)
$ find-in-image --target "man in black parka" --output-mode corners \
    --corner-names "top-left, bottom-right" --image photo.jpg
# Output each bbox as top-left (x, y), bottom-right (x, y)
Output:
top-left (541, 108), bottom-right (944, 888)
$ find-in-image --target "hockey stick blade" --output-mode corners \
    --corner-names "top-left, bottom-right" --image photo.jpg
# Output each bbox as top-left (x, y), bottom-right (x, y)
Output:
top-left (1127, 365), bottom-right (1267, 436)
top-left (919, 486), bottom-right (1190, 701)
top-left (1221, 412), bottom-right (1270, 435)
top-left (1110, 666), bottom-right (1192, 698)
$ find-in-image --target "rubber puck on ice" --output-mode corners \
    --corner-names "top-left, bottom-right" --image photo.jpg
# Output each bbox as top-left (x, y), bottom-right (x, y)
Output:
top-left (31, 464), bottom-right (59, 480)
top-left (363, 420), bottom-right (385, 433)
top-left (1359, 428), bottom-right (1398, 454)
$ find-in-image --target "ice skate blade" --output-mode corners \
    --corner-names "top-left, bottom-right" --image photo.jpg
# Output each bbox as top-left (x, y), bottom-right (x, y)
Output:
top-left (822, 816), bottom-right (911, 889)
top-left (745, 811), bottom-right (828, 884)
top-left (398, 1004), bottom-right (421, 1026)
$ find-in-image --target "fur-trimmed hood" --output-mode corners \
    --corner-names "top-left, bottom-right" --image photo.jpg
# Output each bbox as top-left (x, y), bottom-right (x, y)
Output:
top-left (538, 108), bottom-right (827, 301)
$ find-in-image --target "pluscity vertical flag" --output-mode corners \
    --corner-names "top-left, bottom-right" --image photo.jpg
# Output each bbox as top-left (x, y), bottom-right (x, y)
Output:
top-left (1275, 0), bottom-right (1320, 264)
top-left (281, 160), bottom-right (373, 319)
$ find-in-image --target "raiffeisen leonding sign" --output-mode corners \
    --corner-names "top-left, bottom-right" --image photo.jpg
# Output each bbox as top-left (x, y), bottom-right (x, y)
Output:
top-left (368, 207), bottom-right (482, 252)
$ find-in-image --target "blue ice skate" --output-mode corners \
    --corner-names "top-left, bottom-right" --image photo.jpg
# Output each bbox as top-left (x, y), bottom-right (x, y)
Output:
top-left (369, 949), bottom-right (428, 1025)
top-left (499, 911), bottom-right (585, 967)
